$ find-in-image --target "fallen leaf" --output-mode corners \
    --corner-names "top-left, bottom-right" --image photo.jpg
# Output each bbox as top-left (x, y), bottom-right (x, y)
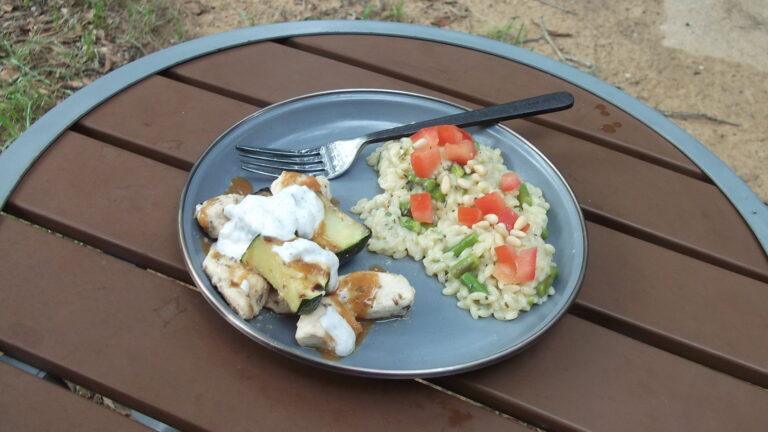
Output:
top-left (183, 0), bottom-right (206, 16)
top-left (0, 65), bottom-right (20, 83)
top-left (63, 78), bottom-right (92, 90)
top-left (432, 16), bottom-right (452, 27)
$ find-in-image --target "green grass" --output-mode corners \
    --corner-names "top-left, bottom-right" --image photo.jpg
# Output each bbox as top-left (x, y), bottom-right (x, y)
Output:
top-left (486, 18), bottom-right (527, 46)
top-left (359, 1), bottom-right (407, 22)
top-left (0, 0), bottom-right (186, 150)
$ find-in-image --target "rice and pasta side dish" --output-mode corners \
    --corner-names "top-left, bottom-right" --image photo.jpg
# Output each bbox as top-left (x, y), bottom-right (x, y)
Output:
top-left (352, 125), bottom-right (558, 320)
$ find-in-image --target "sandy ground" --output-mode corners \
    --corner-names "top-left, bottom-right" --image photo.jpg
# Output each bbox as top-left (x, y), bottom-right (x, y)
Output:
top-left (177, 0), bottom-right (767, 202)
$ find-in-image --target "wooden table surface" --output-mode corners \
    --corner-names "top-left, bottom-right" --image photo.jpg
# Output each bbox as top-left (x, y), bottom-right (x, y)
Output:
top-left (1, 30), bottom-right (767, 432)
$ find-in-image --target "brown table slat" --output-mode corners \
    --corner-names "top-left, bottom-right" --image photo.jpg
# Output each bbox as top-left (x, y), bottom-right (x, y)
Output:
top-left (2, 216), bottom-right (767, 432)
top-left (7, 132), bottom-right (190, 282)
top-left (0, 216), bottom-right (525, 432)
top-left (76, 75), bottom-right (258, 170)
top-left (7, 126), bottom-right (768, 386)
top-left (434, 314), bottom-right (768, 432)
top-left (578, 223), bottom-right (768, 385)
top-left (0, 362), bottom-right (147, 432)
top-left (163, 44), bottom-right (767, 278)
top-left (286, 35), bottom-right (702, 178)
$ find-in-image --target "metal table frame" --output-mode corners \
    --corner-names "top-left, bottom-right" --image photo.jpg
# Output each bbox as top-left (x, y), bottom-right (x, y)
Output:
top-left (1, 20), bottom-right (765, 250)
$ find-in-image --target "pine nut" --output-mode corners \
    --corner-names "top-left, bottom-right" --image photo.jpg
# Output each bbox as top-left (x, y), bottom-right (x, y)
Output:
top-left (440, 175), bottom-right (451, 194)
top-left (493, 232), bottom-right (504, 245)
top-left (494, 224), bottom-right (508, 236)
top-left (510, 229), bottom-right (526, 238)
top-left (461, 195), bottom-right (474, 205)
top-left (457, 178), bottom-right (472, 189)
top-left (477, 181), bottom-right (490, 192)
top-left (464, 165), bottom-right (472, 174)
top-left (476, 220), bottom-right (491, 229)
top-left (483, 214), bottom-right (499, 224)
top-left (506, 236), bottom-right (522, 247)
top-left (513, 215), bottom-right (528, 231)
top-left (474, 164), bottom-right (486, 176)
top-left (471, 173), bottom-right (481, 182)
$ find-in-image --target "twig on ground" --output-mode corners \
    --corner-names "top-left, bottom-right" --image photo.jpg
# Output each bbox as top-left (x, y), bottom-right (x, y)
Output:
top-left (536, 16), bottom-right (566, 62)
top-left (660, 110), bottom-right (741, 127)
top-left (535, 17), bottom-right (594, 72)
top-left (564, 55), bottom-right (594, 69)
top-left (522, 31), bottom-right (572, 44)
top-left (533, 0), bottom-right (577, 15)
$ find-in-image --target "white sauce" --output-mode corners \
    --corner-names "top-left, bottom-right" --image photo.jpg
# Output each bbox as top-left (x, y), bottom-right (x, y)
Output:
top-left (319, 306), bottom-right (356, 356)
top-left (272, 238), bottom-right (339, 291)
top-left (239, 279), bottom-right (250, 294)
top-left (216, 185), bottom-right (324, 259)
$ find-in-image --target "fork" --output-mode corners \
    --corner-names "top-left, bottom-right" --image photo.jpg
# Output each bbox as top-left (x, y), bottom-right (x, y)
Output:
top-left (237, 91), bottom-right (574, 179)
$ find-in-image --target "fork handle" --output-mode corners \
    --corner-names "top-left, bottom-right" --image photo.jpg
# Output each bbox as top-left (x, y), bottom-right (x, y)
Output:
top-left (362, 91), bottom-right (574, 144)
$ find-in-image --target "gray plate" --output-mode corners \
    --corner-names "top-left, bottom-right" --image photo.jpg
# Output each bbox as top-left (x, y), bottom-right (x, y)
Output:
top-left (179, 89), bottom-right (587, 378)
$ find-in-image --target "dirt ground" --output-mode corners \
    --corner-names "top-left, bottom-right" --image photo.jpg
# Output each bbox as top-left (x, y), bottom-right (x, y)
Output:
top-left (178, 0), bottom-right (767, 202)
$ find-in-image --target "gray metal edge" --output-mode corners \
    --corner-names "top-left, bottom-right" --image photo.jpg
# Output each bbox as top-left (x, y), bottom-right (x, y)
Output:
top-left (1, 20), bottom-right (765, 252)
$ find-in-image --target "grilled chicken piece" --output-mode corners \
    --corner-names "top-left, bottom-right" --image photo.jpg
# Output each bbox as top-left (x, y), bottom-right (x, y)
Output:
top-left (270, 171), bottom-right (332, 200)
top-left (265, 288), bottom-right (292, 314)
top-left (336, 271), bottom-right (415, 319)
top-left (295, 298), bottom-right (358, 357)
top-left (203, 247), bottom-right (269, 319)
top-left (295, 271), bottom-right (415, 357)
top-left (195, 194), bottom-right (243, 238)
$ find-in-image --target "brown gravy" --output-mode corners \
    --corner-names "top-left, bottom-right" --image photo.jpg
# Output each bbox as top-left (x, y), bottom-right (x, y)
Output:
top-left (338, 271), bottom-right (380, 317)
top-left (282, 171), bottom-right (322, 194)
top-left (329, 296), bottom-right (363, 336)
top-left (200, 237), bottom-right (212, 254)
top-left (225, 176), bottom-right (253, 195)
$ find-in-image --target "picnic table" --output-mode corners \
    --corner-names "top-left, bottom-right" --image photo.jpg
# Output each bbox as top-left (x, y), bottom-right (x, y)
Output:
top-left (1, 21), bottom-right (767, 431)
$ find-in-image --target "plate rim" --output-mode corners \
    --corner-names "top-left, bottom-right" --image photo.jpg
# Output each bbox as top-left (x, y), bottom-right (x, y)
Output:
top-left (178, 88), bottom-right (588, 378)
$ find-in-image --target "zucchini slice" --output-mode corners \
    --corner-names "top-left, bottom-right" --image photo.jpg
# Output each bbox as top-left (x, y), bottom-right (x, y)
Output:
top-left (312, 200), bottom-right (371, 263)
top-left (241, 236), bottom-right (327, 314)
top-left (252, 187), bottom-right (371, 263)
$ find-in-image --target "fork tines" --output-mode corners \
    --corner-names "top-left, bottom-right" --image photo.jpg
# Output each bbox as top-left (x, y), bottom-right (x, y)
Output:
top-left (236, 144), bottom-right (327, 177)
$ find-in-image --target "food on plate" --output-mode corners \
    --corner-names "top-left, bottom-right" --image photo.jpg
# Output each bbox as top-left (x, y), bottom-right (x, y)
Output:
top-left (271, 171), bottom-right (332, 199)
top-left (194, 171), bottom-right (413, 357)
top-left (352, 125), bottom-right (557, 320)
top-left (250, 184), bottom-right (372, 263)
top-left (335, 271), bottom-right (415, 319)
top-left (196, 194), bottom-right (243, 238)
top-left (296, 298), bottom-right (358, 357)
top-left (296, 271), bottom-right (415, 356)
top-left (241, 236), bottom-right (338, 314)
top-left (202, 245), bottom-right (269, 319)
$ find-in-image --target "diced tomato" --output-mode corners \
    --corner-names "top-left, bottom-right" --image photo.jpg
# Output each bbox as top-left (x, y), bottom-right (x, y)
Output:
top-left (410, 192), bottom-right (434, 224)
top-left (497, 207), bottom-right (519, 229)
top-left (410, 127), bottom-right (439, 148)
top-left (436, 125), bottom-right (465, 146)
top-left (492, 262), bottom-right (517, 284)
top-left (513, 247), bottom-right (537, 282)
top-left (457, 206), bottom-right (483, 227)
top-left (459, 128), bottom-right (472, 141)
top-left (474, 192), bottom-right (506, 216)
top-left (494, 245), bottom-right (515, 264)
top-left (500, 172), bottom-right (522, 192)
top-left (493, 246), bottom-right (538, 284)
top-left (443, 139), bottom-right (477, 165)
top-left (410, 145), bottom-right (441, 178)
